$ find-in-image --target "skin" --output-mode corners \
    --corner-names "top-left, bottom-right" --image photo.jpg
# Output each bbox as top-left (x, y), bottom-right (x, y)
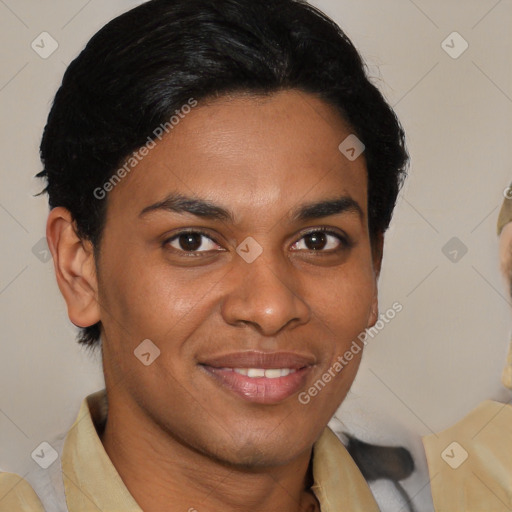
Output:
top-left (47, 89), bottom-right (383, 512)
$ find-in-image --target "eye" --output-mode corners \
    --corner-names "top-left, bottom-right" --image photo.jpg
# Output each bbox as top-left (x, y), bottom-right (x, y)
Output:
top-left (165, 230), bottom-right (222, 253)
top-left (291, 229), bottom-right (349, 252)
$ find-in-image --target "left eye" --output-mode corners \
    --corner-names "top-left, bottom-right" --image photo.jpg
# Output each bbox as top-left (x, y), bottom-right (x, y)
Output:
top-left (291, 231), bottom-right (344, 251)
top-left (166, 232), bottom-right (221, 252)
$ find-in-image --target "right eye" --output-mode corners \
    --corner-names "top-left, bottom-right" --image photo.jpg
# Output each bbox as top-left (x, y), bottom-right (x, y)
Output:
top-left (164, 230), bottom-right (223, 253)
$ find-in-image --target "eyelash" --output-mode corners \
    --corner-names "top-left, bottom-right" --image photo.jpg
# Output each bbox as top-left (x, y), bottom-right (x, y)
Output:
top-left (162, 227), bottom-right (352, 255)
top-left (291, 227), bottom-right (352, 253)
top-left (163, 229), bottom-right (221, 256)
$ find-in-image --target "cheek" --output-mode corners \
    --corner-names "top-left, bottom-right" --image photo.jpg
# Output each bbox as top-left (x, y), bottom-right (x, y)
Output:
top-left (98, 252), bottom-right (224, 343)
top-left (310, 263), bottom-right (376, 341)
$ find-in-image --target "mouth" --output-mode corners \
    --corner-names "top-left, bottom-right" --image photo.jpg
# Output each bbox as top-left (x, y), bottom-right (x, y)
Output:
top-left (199, 351), bottom-right (315, 404)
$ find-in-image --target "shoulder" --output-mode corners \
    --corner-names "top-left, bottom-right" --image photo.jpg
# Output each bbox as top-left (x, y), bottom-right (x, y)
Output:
top-left (0, 472), bottom-right (45, 511)
top-left (423, 400), bottom-right (512, 511)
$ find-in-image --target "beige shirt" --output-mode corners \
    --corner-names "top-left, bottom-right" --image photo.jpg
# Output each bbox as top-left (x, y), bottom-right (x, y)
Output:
top-left (0, 389), bottom-right (379, 512)
top-left (423, 400), bottom-right (512, 511)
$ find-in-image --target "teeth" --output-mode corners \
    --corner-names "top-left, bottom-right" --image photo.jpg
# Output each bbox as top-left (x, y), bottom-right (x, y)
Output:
top-left (247, 368), bottom-right (265, 378)
top-left (232, 368), bottom-right (297, 378)
top-left (264, 369), bottom-right (282, 379)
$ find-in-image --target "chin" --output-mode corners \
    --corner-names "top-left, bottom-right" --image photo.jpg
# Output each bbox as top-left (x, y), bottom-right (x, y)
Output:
top-left (224, 446), bottom-right (297, 469)
top-left (212, 433), bottom-right (308, 469)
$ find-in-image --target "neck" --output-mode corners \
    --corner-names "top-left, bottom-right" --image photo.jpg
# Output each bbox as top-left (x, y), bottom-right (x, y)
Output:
top-left (100, 394), bottom-right (320, 512)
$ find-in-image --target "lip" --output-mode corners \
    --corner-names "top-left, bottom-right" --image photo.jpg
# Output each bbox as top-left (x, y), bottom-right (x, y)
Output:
top-left (200, 350), bottom-right (316, 369)
top-left (199, 351), bottom-right (316, 404)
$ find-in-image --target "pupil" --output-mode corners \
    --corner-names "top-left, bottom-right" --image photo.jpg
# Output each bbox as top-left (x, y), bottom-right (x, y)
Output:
top-left (180, 233), bottom-right (202, 251)
top-left (306, 232), bottom-right (326, 250)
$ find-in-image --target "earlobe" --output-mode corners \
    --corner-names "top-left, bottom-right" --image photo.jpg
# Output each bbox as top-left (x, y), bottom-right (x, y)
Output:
top-left (46, 207), bottom-right (101, 328)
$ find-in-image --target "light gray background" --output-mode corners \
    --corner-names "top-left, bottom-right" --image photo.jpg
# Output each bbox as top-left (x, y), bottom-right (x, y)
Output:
top-left (1, 0), bottom-right (511, 510)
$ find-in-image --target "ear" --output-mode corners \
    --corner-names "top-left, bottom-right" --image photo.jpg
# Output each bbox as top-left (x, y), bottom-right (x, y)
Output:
top-left (367, 232), bottom-right (384, 328)
top-left (46, 207), bottom-right (101, 328)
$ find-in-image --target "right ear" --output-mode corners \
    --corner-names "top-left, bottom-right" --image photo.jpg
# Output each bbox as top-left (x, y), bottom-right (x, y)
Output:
top-left (46, 207), bottom-right (101, 328)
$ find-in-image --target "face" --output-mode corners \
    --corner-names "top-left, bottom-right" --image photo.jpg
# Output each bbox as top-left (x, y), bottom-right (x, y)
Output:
top-left (95, 90), bottom-right (381, 467)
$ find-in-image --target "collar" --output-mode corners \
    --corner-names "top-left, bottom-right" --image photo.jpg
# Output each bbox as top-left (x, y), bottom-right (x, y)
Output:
top-left (423, 400), bottom-right (512, 511)
top-left (62, 389), bottom-right (379, 511)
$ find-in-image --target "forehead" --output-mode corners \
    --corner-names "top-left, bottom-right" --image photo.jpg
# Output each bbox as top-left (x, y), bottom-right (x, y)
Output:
top-left (106, 90), bottom-right (369, 224)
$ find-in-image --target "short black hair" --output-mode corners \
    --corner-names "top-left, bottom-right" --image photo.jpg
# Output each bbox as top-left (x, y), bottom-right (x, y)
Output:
top-left (37, 0), bottom-right (408, 348)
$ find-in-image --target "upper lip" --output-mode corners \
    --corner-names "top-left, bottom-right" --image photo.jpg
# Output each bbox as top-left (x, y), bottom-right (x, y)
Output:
top-left (200, 351), bottom-right (316, 369)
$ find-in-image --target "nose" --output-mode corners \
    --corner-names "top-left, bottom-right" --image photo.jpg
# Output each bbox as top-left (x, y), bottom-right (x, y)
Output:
top-left (220, 252), bottom-right (311, 336)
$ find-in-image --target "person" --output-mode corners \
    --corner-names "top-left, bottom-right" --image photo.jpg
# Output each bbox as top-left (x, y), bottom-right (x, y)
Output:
top-left (499, 193), bottom-right (512, 391)
top-left (422, 191), bottom-right (512, 511)
top-left (0, 0), bottom-right (409, 510)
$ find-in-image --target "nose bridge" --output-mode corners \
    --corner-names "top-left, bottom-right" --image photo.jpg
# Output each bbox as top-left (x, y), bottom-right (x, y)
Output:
top-left (221, 248), bottom-right (310, 335)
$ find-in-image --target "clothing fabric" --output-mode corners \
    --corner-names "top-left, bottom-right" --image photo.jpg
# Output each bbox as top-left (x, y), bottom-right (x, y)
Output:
top-left (423, 400), bottom-right (512, 512)
top-left (0, 389), bottom-right (379, 511)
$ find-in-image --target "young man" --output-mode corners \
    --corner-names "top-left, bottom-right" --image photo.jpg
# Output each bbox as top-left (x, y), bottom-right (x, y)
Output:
top-left (0, 0), bottom-right (408, 510)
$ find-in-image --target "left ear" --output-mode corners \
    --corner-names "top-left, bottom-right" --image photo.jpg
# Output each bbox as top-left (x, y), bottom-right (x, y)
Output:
top-left (367, 232), bottom-right (384, 328)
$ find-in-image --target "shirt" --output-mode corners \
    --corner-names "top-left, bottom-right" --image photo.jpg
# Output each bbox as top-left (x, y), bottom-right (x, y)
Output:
top-left (423, 400), bottom-right (512, 511)
top-left (0, 389), bottom-right (379, 512)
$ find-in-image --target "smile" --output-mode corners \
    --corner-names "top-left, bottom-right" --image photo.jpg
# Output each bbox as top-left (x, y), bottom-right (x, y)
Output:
top-left (226, 368), bottom-right (297, 378)
top-left (199, 351), bottom-right (316, 403)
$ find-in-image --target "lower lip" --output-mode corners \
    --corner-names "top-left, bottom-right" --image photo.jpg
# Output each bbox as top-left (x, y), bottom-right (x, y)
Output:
top-left (201, 366), bottom-right (312, 404)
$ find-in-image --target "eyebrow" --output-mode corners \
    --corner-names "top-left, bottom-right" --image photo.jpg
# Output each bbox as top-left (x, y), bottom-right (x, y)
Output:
top-left (139, 193), bottom-right (232, 221)
top-left (139, 193), bottom-right (363, 223)
top-left (291, 197), bottom-right (363, 222)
